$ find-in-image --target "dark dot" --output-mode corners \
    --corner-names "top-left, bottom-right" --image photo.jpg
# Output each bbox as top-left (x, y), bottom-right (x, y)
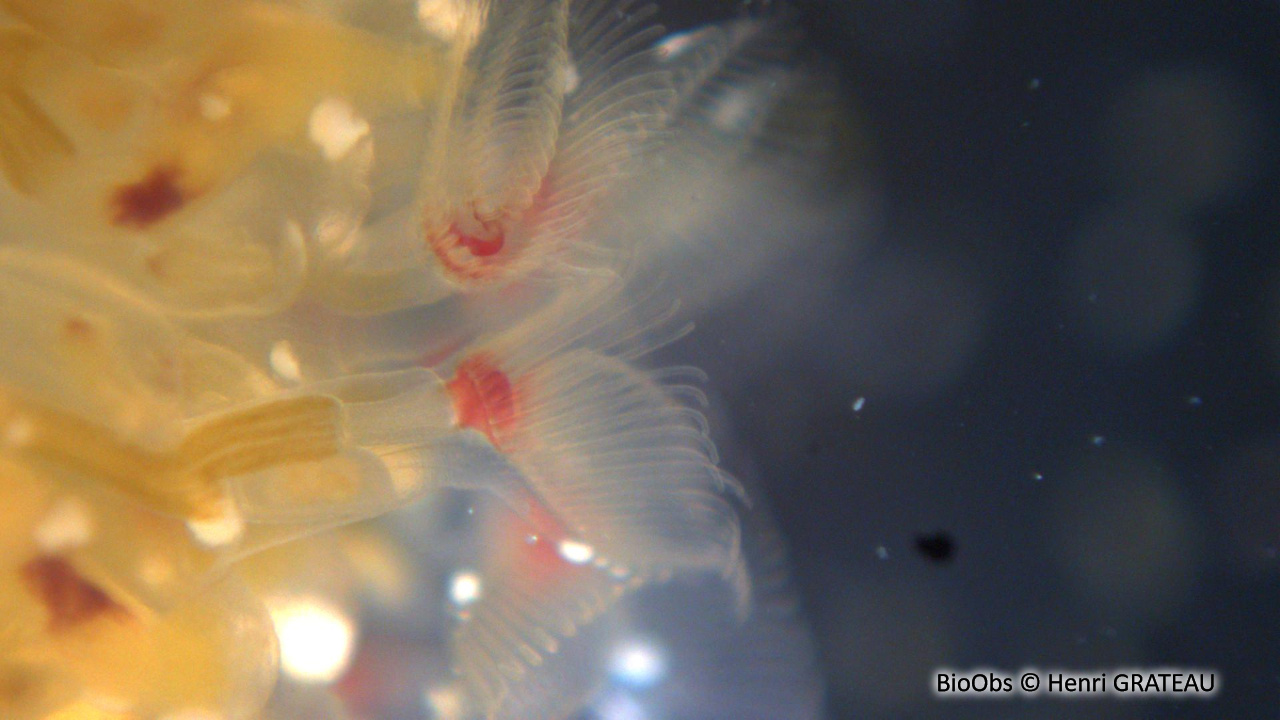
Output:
top-left (914, 532), bottom-right (956, 563)
top-left (20, 555), bottom-right (129, 630)
top-left (111, 165), bottom-right (186, 228)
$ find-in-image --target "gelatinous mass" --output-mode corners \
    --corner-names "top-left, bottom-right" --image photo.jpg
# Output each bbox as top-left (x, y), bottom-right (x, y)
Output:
top-left (0, 1), bottom-right (827, 718)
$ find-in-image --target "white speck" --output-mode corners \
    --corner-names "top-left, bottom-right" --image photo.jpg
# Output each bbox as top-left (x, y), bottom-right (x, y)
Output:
top-left (417, 0), bottom-right (481, 46)
top-left (874, 545), bottom-right (889, 560)
top-left (449, 571), bottom-right (482, 607)
top-left (198, 94), bottom-right (232, 121)
top-left (1090, 435), bottom-right (1106, 447)
top-left (852, 396), bottom-right (866, 412)
top-left (269, 340), bottom-right (303, 383)
top-left (1188, 395), bottom-right (1202, 406)
top-left (656, 29), bottom-right (701, 61)
top-left (186, 500), bottom-right (244, 547)
top-left (308, 97), bottom-right (370, 161)
top-left (558, 539), bottom-right (596, 565)
top-left (1032, 471), bottom-right (1044, 482)
top-left (1028, 77), bottom-right (1042, 91)
top-left (34, 498), bottom-right (94, 552)
top-left (609, 641), bottom-right (666, 688)
top-left (268, 596), bottom-right (356, 684)
top-left (562, 61), bottom-right (580, 95)
top-left (424, 684), bottom-right (466, 719)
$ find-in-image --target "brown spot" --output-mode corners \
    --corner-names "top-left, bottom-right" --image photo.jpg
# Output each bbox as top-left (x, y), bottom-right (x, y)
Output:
top-left (20, 556), bottom-right (129, 630)
top-left (62, 316), bottom-right (94, 341)
top-left (145, 250), bottom-right (169, 280)
top-left (0, 665), bottom-right (43, 707)
top-left (111, 166), bottom-right (186, 228)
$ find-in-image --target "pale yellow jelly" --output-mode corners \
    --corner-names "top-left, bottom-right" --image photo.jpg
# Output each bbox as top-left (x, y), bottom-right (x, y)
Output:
top-left (0, 0), bottom-right (460, 315)
top-left (0, 454), bottom-right (276, 719)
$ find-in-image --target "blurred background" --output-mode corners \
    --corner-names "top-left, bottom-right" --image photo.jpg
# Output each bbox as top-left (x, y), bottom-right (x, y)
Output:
top-left (657, 1), bottom-right (1280, 718)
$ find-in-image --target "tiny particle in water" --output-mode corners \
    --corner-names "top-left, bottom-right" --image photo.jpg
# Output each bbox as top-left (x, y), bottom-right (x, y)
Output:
top-left (1188, 396), bottom-right (1202, 406)
top-left (1032, 471), bottom-right (1044, 481)
top-left (1090, 435), bottom-right (1106, 446)
top-left (1028, 77), bottom-right (1041, 90)
top-left (914, 532), bottom-right (955, 563)
top-left (852, 396), bottom-right (866, 412)
top-left (874, 545), bottom-right (889, 560)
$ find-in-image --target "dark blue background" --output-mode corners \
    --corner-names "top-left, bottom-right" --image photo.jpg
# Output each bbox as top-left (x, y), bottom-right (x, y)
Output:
top-left (661, 2), bottom-right (1280, 717)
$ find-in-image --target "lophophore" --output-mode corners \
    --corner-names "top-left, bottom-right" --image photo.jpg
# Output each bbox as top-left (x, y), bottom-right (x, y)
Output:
top-left (0, 1), bottom-right (828, 718)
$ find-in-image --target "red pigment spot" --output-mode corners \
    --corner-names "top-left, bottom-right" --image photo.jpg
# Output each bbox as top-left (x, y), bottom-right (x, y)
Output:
top-left (20, 556), bottom-right (129, 631)
top-left (428, 217), bottom-right (508, 282)
top-left (427, 176), bottom-right (557, 281)
top-left (446, 355), bottom-right (517, 446)
top-left (111, 165), bottom-right (186, 228)
top-left (458, 231), bottom-right (505, 257)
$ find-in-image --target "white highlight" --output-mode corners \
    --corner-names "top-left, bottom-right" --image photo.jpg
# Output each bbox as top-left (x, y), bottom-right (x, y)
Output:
top-left (609, 641), bottom-right (666, 688)
top-left (449, 571), bottom-right (482, 607)
top-left (198, 94), bottom-right (232, 122)
top-left (269, 340), bottom-right (303, 383)
top-left (417, 0), bottom-right (479, 45)
top-left (269, 596), bottom-right (356, 684)
top-left (424, 684), bottom-right (465, 719)
top-left (655, 29), bottom-right (701, 61)
top-left (308, 97), bottom-right (370, 161)
top-left (186, 500), bottom-right (245, 547)
top-left (597, 691), bottom-right (648, 720)
top-left (557, 539), bottom-right (595, 565)
top-left (34, 498), bottom-right (94, 552)
top-left (562, 61), bottom-right (581, 96)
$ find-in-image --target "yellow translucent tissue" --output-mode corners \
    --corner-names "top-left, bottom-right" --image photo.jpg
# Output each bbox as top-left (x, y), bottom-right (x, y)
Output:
top-left (0, 250), bottom-right (463, 532)
top-left (0, 455), bottom-right (277, 720)
top-left (1, 0), bottom-right (451, 199)
top-left (0, 0), bottom-right (462, 315)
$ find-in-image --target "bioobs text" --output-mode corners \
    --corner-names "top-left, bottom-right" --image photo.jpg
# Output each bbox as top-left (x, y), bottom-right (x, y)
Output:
top-left (933, 667), bottom-right (1219, 699)
top-left (934, 669), bottom-right (1015, 696)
